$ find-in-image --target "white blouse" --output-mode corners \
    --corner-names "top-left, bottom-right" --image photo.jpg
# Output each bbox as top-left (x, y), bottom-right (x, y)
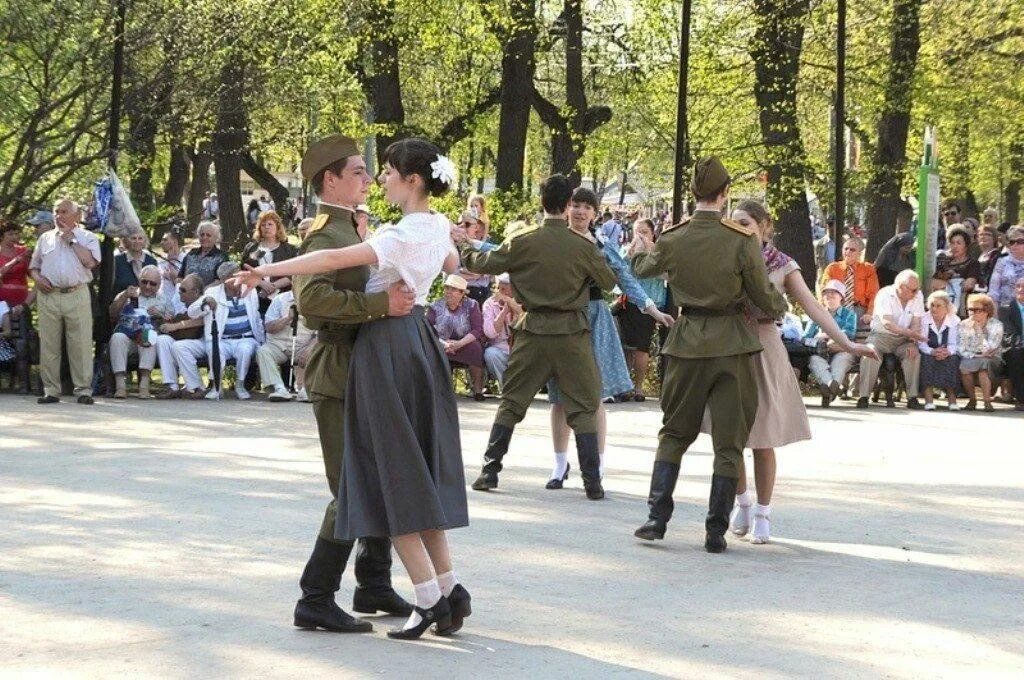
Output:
top-left (365, 212), bottom-right (456, 305)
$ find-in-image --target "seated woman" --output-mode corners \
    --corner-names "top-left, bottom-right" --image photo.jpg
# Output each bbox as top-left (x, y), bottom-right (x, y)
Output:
top-left (0, 300), bottom-right (14, 365)
top-left (481, 273), bottom-right (521, 391)
top-left (976, 224), bottom-right (1003, 291)
top-left (178, 221), bottom-right (229, 288)
top-left (0, 220), bottom-right (34, 314)
top-left (240, 210), bottom-right (298, 315)
top-left (427, 274), bottom-right (487, 401)
top-left (113, 229), bottom-right (159, 296)
top-left (932, 225), bottom-right (981, 316)
top-left (958, 293), bottom-right (1004, 411)
top-left (802, 279), bottom-right (858, 406)
top-left (918, 291), bottom-right (960, 410)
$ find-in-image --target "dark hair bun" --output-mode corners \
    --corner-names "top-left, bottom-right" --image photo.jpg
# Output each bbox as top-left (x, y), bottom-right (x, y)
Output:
top-left (381, 137), bottom-right (451, 198)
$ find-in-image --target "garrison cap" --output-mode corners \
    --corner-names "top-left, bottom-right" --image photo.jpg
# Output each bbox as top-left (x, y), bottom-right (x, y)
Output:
top-left (301, 134), bottom-right (361, 181)
top-left (690, 156), bottom-right (731, 199)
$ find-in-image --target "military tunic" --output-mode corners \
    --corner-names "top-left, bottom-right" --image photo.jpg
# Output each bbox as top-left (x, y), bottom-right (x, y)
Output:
top-left (294, 202), bottom-right (389, 541)
top-left (460, 217), bottom-right (616, 434)
top-left (631, 209), bottom-right (786, 478)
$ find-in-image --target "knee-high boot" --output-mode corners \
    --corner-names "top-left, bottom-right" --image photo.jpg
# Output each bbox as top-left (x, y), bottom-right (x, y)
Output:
top-left (294, 537), bottom-right (372, 633)
top-left (574, 432), bottom-right (605, 500)
top-left (704, 474), bottom-right (738, 553)
top-left (634, 461), bottom-right (680, 540)
top-left (472, 423), bottom-right (514, 490)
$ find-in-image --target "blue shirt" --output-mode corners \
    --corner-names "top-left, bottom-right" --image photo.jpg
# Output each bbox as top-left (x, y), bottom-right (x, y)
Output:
top-left (222, 298), bottom-right (253, 338)
top-left (600, 219), bottom-right (623, 246)
top-left (803, 305), bottom-right (857, 342)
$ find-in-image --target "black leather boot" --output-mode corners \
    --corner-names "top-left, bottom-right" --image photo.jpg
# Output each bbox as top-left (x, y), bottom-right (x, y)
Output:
top-left (704, 474), bottom-right (738, 553)
top-left (574, 432), bottom-right (604, 499)
top-left (294, 537), bottom-right (373, 632)
top-left (352, 537), bottom-right (413, 616)
top-left (471, 424), bottom-right (513, 491)
top-left (634, 460), bottom-right (680, 540)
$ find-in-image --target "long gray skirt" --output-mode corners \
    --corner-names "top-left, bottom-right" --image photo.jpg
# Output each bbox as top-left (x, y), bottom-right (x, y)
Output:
top-left (335, 307), bottom-right (468, 540)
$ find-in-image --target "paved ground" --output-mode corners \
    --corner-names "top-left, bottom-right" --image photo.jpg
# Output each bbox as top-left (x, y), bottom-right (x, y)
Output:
top-left (1, 392), bottom-right (1022, 679)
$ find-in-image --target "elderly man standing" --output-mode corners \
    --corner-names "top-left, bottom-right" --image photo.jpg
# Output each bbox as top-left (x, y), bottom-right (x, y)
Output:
top-left (29, 199), bottom-right (100, 404)
top-left (857, 269), bottom-right (926, 410)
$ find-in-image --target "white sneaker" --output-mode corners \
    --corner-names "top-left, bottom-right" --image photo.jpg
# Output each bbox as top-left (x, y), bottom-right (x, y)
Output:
top-left (730, 504), bottom-right (751, 536)
top-left (235, 386), bottom-right (251, 401)
top-left (296, 387), bottom-right (309, 402)
top-left (204, 389), bottom-right (220, 401)
top-left (948, 403), bottom-right (960, 411)
top-left (268, 386), bottom-right (294, 402)
top-left (924, 402), bottom-right (936, 411)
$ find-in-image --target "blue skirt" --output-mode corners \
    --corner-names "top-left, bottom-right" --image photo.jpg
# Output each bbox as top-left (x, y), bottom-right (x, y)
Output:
top-left (548, 299), bottom-right (633, 402)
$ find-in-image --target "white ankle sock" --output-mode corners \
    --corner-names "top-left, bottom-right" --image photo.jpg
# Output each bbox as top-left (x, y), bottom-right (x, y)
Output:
top-left (403, 579), bottom-right (442, 630)
top-left (436, 570), bottom-right (458, 598)
top-left (736, 489), bottom-right (754, 507)
top-left (752, 503), bottom-right (772, 543)
top-left (551, 452), bottom-right (568, 479)
top-left (755, 503), bottom-right (771, 516)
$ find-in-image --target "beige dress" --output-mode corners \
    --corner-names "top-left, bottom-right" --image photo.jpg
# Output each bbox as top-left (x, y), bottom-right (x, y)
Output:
top-left (703, 257), bottom-right (812, 449)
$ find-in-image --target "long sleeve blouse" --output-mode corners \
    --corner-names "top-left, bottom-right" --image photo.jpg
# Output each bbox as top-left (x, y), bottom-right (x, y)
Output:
top-left (917, 313), bottom-right (959, 356)
top-left (958, 317), bottom-right (1003, 358)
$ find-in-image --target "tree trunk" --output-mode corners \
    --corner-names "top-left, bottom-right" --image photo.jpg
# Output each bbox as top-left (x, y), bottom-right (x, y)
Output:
top-left (751, 0), bottom-right (814, 288)
top-left (864, 0), bottom-right (922, 260)
top-left (495, 0), bottom-right (537, 192)
top-left (212, 56), bottom-right (247, 249)
top-left (162, 142), bottom-right (190, 208)
top-left (125, 99), bottom-right (157, 213)
top-left (363, 0), bottom-right (407, 162)
top-left (1007, 133), bottom-right (1023, 224)
top-left (240, 153), bottom-right (289, 216)
top-left (186, 145), bottom-right (212, 230)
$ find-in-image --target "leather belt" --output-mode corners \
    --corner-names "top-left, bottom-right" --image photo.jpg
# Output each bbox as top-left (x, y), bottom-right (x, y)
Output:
top-left (55, 284), bottom-right (85, 294)
top-left (678, 305), bottom-right (742, 317)
top-left (316, 327), bottom-right (356, 344)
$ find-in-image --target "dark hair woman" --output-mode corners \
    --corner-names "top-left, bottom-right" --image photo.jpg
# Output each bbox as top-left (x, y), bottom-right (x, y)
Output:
top-left (620, 218), bottom-right (667, 402)
top-left (240, 210), bottom-right (299, 315)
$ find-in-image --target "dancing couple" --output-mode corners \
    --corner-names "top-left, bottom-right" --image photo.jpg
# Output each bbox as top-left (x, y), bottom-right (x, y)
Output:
top-left (235, 135), bottom-right (470, 640)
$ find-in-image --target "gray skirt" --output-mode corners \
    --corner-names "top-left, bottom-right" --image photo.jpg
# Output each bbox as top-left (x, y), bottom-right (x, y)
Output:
top-left (335, 307), bottom-right (468, 540)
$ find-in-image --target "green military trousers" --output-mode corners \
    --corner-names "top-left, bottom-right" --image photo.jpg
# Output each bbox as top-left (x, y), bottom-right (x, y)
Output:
top-left (312, 396), bottom-right (346, 543)
top-left (494, 330), bottom-right (601, 434)
top-left (655, 354), bottom-right (758, 479)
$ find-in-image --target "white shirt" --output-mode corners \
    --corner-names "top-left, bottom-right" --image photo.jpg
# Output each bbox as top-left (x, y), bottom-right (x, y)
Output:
top-left (917, 313), bottom-right (959, 356)
top-left (29, 227), bottom-right (101, 287)
top-left (264, 290), bottom-right (314, 342)
top-left (365, 212), bottom-right (456, 305)
top-left (870, 284), bottom-right (925, 333)
top-left (0, 300), bottom-right (9, 321)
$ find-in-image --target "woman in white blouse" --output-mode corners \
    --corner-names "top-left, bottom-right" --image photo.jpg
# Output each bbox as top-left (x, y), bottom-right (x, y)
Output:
top-left (959, 293), bottom-right (1004, 411)
top-left (917, 291), bottom-right (960, 411)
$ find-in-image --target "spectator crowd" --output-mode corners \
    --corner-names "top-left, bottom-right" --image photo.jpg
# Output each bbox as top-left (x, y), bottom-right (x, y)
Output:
top-left (1, 193), bottom-right (1023, 415)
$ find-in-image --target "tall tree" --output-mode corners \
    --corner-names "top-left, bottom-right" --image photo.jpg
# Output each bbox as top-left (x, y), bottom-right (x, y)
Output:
top-left (492, 0), bottom-right (538, 191)
top-left (751, 0), bottom-right (814, 287)
top-left (863, 0), bottom-right (922, 260)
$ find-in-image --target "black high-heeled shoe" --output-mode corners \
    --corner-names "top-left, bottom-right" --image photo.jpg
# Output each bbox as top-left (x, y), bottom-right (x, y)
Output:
top-left (387, 598), bottom-right (451, 640)
top-left (434, 585), bottom-right (472, 636)
top-left (545, 462), bottom-right (571, 489)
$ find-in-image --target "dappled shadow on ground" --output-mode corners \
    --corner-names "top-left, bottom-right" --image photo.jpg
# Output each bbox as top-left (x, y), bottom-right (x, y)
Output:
top-left (2, 396), bottom-right (1023, 676)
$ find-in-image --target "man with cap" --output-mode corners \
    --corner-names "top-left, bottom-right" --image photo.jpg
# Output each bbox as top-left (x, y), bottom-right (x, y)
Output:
top-left (290, 134), bottom-right (415, 633)
top-left (629, 156), bottom-right (787, 553)
top-left (454, 173), bottom-right (617, 500)
top-left (802, 279), bottom-right (859, 407)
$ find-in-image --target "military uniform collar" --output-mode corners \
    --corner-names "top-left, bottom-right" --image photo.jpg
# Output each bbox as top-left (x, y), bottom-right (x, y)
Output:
top-left (541, 217), bottom-right (568, 228)
top-left (318, 202), bottom-right (356, 221)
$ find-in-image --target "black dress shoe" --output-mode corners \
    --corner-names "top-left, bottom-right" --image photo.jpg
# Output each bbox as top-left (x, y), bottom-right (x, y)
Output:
top-left (352, 588), bottom-right (413, 617)
top-left (38, 395), bottom-right (59, 404)
top-left (907, 397), bottom-right (923, 410)
top-left (294, 600), bottom-right (373, 633)
top-left (387, 598), bottom-right (451, 640)
top-left (856, 397), bottom-right (869, 409)
top-left (633, 393), bottom-right (646, 402)
top-left (634, 519), bottom-right (666, 541)
top-left (472, 392), bottom-right (485, 402)
top-left (77, 395), bottom-right (95, 405)
top-left (471, 470), bottom-right (498, 491)
top-left (545, 463), bottom-right (570, 489)
top-left (435, 585), bottom-right (472, 635)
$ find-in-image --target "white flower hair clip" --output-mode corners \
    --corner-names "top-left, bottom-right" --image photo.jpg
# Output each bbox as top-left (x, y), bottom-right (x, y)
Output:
top-left (431, 154), bottom-right (457, 186)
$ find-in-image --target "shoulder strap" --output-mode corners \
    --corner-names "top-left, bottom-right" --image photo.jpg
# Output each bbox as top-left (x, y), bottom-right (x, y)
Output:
top-left (661, 216), bottom-right (691, 234)
top-left (720, 218), bottom-right (756, 236)
top-left (307, 213), bottom-right (329, 236)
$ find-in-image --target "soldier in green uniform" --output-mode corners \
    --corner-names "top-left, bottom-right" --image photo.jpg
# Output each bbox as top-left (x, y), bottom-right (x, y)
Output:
top-left (455, 174), bottom-right (617, 500)
top-left (630, 156), bottom-right (787, 553)
top-left (291, 135), bottom-right (415, 632)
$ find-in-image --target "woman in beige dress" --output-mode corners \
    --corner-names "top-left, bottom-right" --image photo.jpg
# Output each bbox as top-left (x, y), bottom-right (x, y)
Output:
top-left (707, 200), bottom-right (877, 544)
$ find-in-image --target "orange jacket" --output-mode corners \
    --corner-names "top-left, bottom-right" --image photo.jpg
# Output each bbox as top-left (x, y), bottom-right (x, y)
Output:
top-left (822, 261), bottom-right (880, 314)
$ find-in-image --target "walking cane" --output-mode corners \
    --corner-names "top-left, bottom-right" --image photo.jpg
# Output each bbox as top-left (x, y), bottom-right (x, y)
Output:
top-left (203, 299), bottom-right (221, 399)
top-left (288, 304), bottom-right (299, 393)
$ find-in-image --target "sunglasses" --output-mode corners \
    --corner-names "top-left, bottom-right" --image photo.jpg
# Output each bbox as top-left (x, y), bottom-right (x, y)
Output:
top-left (967, 307), bottom-right (985, 313)
top-left (943, 210), bottom-right (959, 217)
top-left (1008, 239), bottom-right (1024, 246)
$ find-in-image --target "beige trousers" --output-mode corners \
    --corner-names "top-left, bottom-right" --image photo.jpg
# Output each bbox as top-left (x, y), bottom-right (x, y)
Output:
top-left (37, 286), bottom-right (93, 397)
top-left (858, 331), bottom-right (920, 397)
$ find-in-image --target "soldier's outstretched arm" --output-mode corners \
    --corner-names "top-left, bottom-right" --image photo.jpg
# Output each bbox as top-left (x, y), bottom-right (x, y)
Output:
top-left (739, 236), bottom-right (787, 318)
top-left (294, 231), bottom-right (389, 324)
top-left (630, 241), bottom-right (666, 279)
top-left (459, 239), bottom-right (511, 275)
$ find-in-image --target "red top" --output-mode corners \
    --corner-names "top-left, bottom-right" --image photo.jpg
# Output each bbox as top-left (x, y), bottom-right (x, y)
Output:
top-left (0, 244), bottom-right (32, 306)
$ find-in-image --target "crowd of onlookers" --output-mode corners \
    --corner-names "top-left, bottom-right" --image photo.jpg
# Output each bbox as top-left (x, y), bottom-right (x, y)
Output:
top-left (2, 194), bottom-right (1022, 414)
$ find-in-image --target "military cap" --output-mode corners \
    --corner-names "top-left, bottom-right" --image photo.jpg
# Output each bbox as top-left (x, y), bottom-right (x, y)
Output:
top-left (690, 156), bottom-right (731, 199)
top-left (301, 134), bottom-right (361, 181)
